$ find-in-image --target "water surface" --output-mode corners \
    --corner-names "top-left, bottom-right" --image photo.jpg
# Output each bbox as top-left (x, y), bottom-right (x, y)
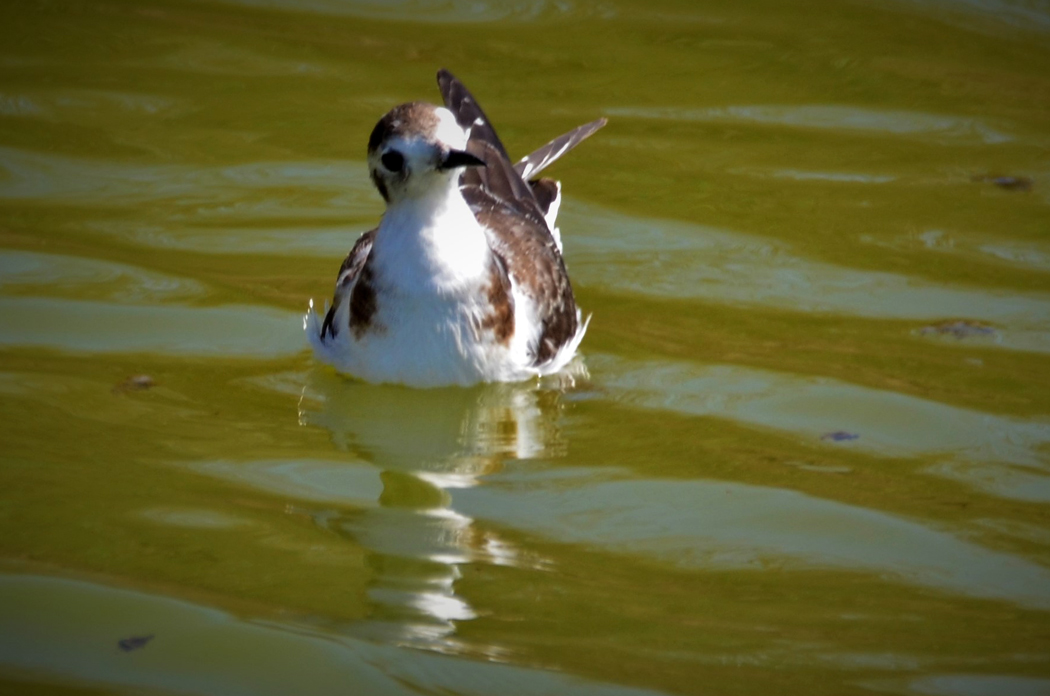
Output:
top-left (2, 0), bottom-right (1050, 694)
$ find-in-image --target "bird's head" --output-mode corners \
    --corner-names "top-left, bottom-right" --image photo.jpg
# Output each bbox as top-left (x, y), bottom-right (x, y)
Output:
top-left (366, 101), bottom-right (485, 204)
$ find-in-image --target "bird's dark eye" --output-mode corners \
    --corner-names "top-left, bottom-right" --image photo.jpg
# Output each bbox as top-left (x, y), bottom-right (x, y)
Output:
top-left (381, 150), bottom-right (404, 172)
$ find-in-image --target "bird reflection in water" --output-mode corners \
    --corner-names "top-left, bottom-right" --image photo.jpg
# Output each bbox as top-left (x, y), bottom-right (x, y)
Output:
top-left (297, 365), bottom-right (585, 650)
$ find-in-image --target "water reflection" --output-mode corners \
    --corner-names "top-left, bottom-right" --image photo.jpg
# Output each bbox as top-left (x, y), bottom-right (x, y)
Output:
top-left (272, 370), bottom-right (577, 647)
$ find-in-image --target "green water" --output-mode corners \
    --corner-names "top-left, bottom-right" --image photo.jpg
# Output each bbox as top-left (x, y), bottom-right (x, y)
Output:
top-left (2, 0), bottom-right (1050, 694)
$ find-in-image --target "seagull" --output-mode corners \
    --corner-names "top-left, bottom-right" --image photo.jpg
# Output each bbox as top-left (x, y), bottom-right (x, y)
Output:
top-left (305, 69), bottom-right (606, 387)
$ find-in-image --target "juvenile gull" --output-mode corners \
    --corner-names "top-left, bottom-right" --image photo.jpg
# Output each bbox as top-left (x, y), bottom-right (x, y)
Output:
top-left (305, 69), bottom-right (605, 387)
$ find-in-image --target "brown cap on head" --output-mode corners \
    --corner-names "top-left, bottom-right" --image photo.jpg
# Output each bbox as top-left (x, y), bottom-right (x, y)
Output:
top-left (367, 102), bottom-right (441, 157)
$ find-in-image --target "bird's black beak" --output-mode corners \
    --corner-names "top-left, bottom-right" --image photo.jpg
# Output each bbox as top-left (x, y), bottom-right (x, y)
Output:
top-left (439, 149), bottom-right (486, 170)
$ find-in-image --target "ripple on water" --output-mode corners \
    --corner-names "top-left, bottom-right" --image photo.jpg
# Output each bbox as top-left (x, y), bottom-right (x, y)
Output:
top-left (907, 674), bottom-right (1050, 696)
top-left (0, 247), bottom-right (303, 358)
top-left (0, 371), bottom-right (199, 427)
top-left (453, 472), bottom-right (1050, 610)
top-left (139, 508), bottom-right (253, 529)
top-left (210, 0), bottom-right (613, 22)
top-left (0, 298), bottom-right (302, 358)
top-left (91, 223), bottom-right (359, 257)
top-left (0, 250), bottom-right (206, 302)
top-left (884, 0), bottom-right (1050, 35)
top-left (0, 93), bottom-right (44, 116)
top-left (562, 203), bottom-right (1050, 353)
top-left (152, 40), bottom-right (332, 77)
top-left (0, 574), bottom-right (666, 696)
top-left (592, 354), bottom-right (1050, 501)
top-left (861, 230), bottom-right (1050, 275)
top-left (979, 242), bottom-right (1050, 271)
top-left (769, 169), bottom-right (897, 184)
top-left (0, 147), bottom-right (379, 256)
top-left (189, 459), bottom-right (383, 508)
top-left (605, 105), bottom-right (1013, 144)
top-left (0, 147), bottom-right (376, 219)
top-left (0, 90), bottom-right (183, 120)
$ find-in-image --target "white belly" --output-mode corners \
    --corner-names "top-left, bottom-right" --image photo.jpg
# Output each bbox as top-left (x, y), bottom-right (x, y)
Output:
top-left (305, 187), bottom-right (582, 387)
top-left (307, 288), bottom-right (533, 387)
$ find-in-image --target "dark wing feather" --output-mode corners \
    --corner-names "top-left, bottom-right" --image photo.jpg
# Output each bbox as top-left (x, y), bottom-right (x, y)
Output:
top-left (437, 69), bottom-right (549, 229)
top-left (476, 206), bottom-right (578, 366)
top-left (514, 118), bottom-right (607, 180)
top-left (528, 178), bottom-right (560, 221)
top-left (320, 228), bottom-right (375, 340)
top-left (437, 69), bottom-right (510, 161)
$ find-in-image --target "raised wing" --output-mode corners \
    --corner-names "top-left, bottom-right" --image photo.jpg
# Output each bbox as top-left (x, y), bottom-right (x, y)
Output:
top-left (437, 69), bottom-right (546, 227)
top-left (514, 118), bottom-right (607, 180)
top-left (437, 69), bottom-right (511, 160)
top-left (437, 69), bottom-right (606, 233)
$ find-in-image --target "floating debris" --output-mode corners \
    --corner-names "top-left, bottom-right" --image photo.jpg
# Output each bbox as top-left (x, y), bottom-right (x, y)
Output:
top-left (918, 320), bottom-right (998, 340)
top-left (112, 374), bottom-right (155, 394)
top-left (821, 431), bottom-right (859, 442)
top-left (118, 634), bottom-right (154, 652)
top-left (971, 174), bottom-right (1033, 192)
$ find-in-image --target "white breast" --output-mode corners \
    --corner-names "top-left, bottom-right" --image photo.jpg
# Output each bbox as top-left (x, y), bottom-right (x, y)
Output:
top-left (308, 188), bottom-right (538, 387)
top-left (372, 189), bottom-right (490, 297)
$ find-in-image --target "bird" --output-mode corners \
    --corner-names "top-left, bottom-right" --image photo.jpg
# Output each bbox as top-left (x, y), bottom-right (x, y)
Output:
top-left (305, 69), bottom-right (606, 387)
